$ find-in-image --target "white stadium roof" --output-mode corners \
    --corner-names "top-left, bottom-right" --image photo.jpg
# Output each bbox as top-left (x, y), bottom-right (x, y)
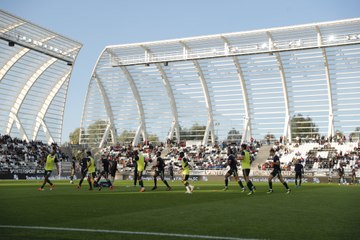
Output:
top-left (0, 10), bottom-right (82, 144)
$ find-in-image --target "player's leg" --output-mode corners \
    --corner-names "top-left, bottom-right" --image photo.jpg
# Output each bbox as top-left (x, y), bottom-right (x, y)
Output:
top-left (160, 170), bottom-right (171, 189)
top-left (39, 171), bottom-right (50, 190)
top-left (152, 171), bottom-right (158, 190)
top-left (138, 171), bottom-right (145, 192)
top-left (243, 169), bottom-right (255, 194)
top-left (224, 171), bottom-right (231, 190)
top-left (234, 170), bottom-right (245, 191)
top-left (278, 173), bottom-right (291, 193)
top-left (182, 174), bottom-right (192, 193)
top-left (267, 173), bottom-right (275, 193)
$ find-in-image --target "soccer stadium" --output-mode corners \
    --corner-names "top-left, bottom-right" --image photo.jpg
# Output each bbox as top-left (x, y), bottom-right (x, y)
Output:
top-left (1, 8), bottom-right (360, 240)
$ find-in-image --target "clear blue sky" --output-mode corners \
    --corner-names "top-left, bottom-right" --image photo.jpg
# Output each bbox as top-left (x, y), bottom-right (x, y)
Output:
top-left (1, 0), bottom-right (359, 143)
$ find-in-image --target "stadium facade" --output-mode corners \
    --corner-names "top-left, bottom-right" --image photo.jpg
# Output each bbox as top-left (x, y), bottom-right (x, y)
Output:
top-left (0, 10), bottom-right (82, 144)
top-left (81, 18), bottom-right (360, 148)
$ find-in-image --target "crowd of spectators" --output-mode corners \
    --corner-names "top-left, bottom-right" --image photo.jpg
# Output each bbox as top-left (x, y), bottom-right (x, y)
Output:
top-left (0, 134), bottom-right (69, 172)
top-left (260, 135), bottom-right (360, 173)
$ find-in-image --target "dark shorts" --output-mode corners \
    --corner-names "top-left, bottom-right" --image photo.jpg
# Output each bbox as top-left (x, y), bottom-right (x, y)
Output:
top-left (226, 168), bottom-right (238, 177)
top-left (270, 169), bottom-right (282, 178)
top-left (87, 172), bottom-right (96, 178)
top-left (155, 169), bottom-right (165, 179)
top-left (81, 169), bottom-right (88, 177)
top-left (137, 170), bottom-right (143, 180)
top-left (242, 169), bottom-right (250, 177)
top-left (183, 174), bottom-right (189, 181)
top-left (295, 172), bottom-right (302, 179)
top-left (44, 170), bottom-right (52, 178)
top-left (100, 170), bottom-right (109, 179)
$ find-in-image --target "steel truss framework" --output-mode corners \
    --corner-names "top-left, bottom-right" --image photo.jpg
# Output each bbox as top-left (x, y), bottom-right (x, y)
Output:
top-left (0, 10), bottom-right (82, 144)
top-left (81, 18), bottom-right (360, 148)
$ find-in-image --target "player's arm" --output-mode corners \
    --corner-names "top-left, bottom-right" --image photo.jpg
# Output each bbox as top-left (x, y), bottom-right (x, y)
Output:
top-left (238, 151), bottom-right (245, 161)
top-left (55, 158), bottom-right (60, 173)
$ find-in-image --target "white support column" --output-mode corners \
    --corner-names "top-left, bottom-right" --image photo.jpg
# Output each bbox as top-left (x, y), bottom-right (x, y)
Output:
top-left (0, 36), bottom-right (55, 80)
top-left (6, 46), bottom-right (78, 141)
top-left (316, 26), bottom-right (334, 138)
top-left (6, 58), bottom-right (56, 139)
top-left (141, 46), bottom-right (180, 143)
top-left (180, 42), bottom-right (215, 146)
top-left (120, 66), bottom-right (147, 146)
top-left (0, 49), bottom-right (29, 80)
top-left (266, 32), bottom-right (292, 143)
top-left (32, 72), bottom-right (71, 143)
top-left (155, 63), bottom-right (180, 143)
top-left (93, 74), bottom-right (117, 148)
top-left (221, 37), bottom-right (252, 144)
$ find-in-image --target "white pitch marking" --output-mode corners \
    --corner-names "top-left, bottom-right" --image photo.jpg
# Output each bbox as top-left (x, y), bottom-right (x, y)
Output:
top-left (0, 225), bottom-right (263, 240)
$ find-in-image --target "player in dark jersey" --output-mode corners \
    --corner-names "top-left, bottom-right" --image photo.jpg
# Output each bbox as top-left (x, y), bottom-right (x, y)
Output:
top-left (267, 148), bottom-right (291, 194)
top-left (294, 159), bottom-right (304, 188)
top-left (151, 151), bottom-right (172, 191)
top-left (70, 157), bottom-right (77, 184)
top-left (223, 147), bottom-right (245, 191)
top-left (350, 166), bottom-right (357, 185)
top-left (338, 164), bottom-right (345, 185)
top-left (77, 151), bottom-right (89, 190)
top-left (94, 154), bottom-right (113, 191)
top-left (109, 158), bottom-right (118, 184)
top-left (169, 161), bottom-right (174, 182)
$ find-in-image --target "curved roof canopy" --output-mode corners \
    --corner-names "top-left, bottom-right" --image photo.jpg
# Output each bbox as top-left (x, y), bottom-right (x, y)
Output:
top-left (0, 10), bottom-right (82, 144)
top-left (81, 18), bottom-right (360, 147)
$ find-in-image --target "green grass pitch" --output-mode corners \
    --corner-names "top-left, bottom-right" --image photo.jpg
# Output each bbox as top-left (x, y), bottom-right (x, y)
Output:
top-left (0, 179), bottom-right (359, 240)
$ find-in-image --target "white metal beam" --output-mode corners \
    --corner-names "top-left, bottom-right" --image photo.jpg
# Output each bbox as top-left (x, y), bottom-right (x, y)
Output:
top-left (32, 72), bottom-right (71, 144)
top-left (120, 66), bottom-right (147, 146)
top-left (140, 46), bottom-right (180, 143)
top-left (180, 41), bottom-right (215, 146)
top-left (93, 73), bottom-right (118, 148)
top-left (0, 36), bottom-right (55, 81)
top-left (222, 36), bottom-right (252, 143)
top-left (6, 58), bottom-right (56, 139)
top-left (316, 26), bottom-right (335, 138)
top-left (266, 31), bottom-right (292, 143)
top-left (0, 48), bottom-right (29, 80)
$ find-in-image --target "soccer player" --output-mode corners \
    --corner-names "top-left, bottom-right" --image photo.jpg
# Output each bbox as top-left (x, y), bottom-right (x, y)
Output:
top-left (179, 152), bottom-right (194, 194)
top-left (168, 161), bottom-right (174, 182)
top-left (94, 154), bottom-right (113, 191)
top-left (38, 149), bottom-right (59, 191)
top-left (350, 166), bottom-right (357, 185)
top-left (151, 151), bottom-right (172, 191)
top-left (294, 159), bottom-right (304, 188)
top-left (86, 150), bottom-right (96, 190)
top-left (267, 148), bottom-right (291, 194)
top-left (238, 144), bottom-right (256, 195)
top-left (70, 156), bottom-right (77, 184)
top-left (134, 149), bottom-right (145, 192)
top-left (223, 147), bottom-right (245, 192)
top-left (338, 164), bottom-right (345, 185)
top-left (109, 158), bottom-right (118, 183)
top-left (77, 151), bottom-right (88, 189)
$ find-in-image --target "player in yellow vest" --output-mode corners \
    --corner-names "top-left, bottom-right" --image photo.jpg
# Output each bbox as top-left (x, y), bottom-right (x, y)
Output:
top-left (179, 152), bottom-right (194, 194)
top-left (38, 150), bottom-right (59, 191)
top-left (238, 144), bottom-right (256, 195)
top-left (86, 151), bottom-right (96, 190)
top-left (134, 150), bottom-right (145, 192)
